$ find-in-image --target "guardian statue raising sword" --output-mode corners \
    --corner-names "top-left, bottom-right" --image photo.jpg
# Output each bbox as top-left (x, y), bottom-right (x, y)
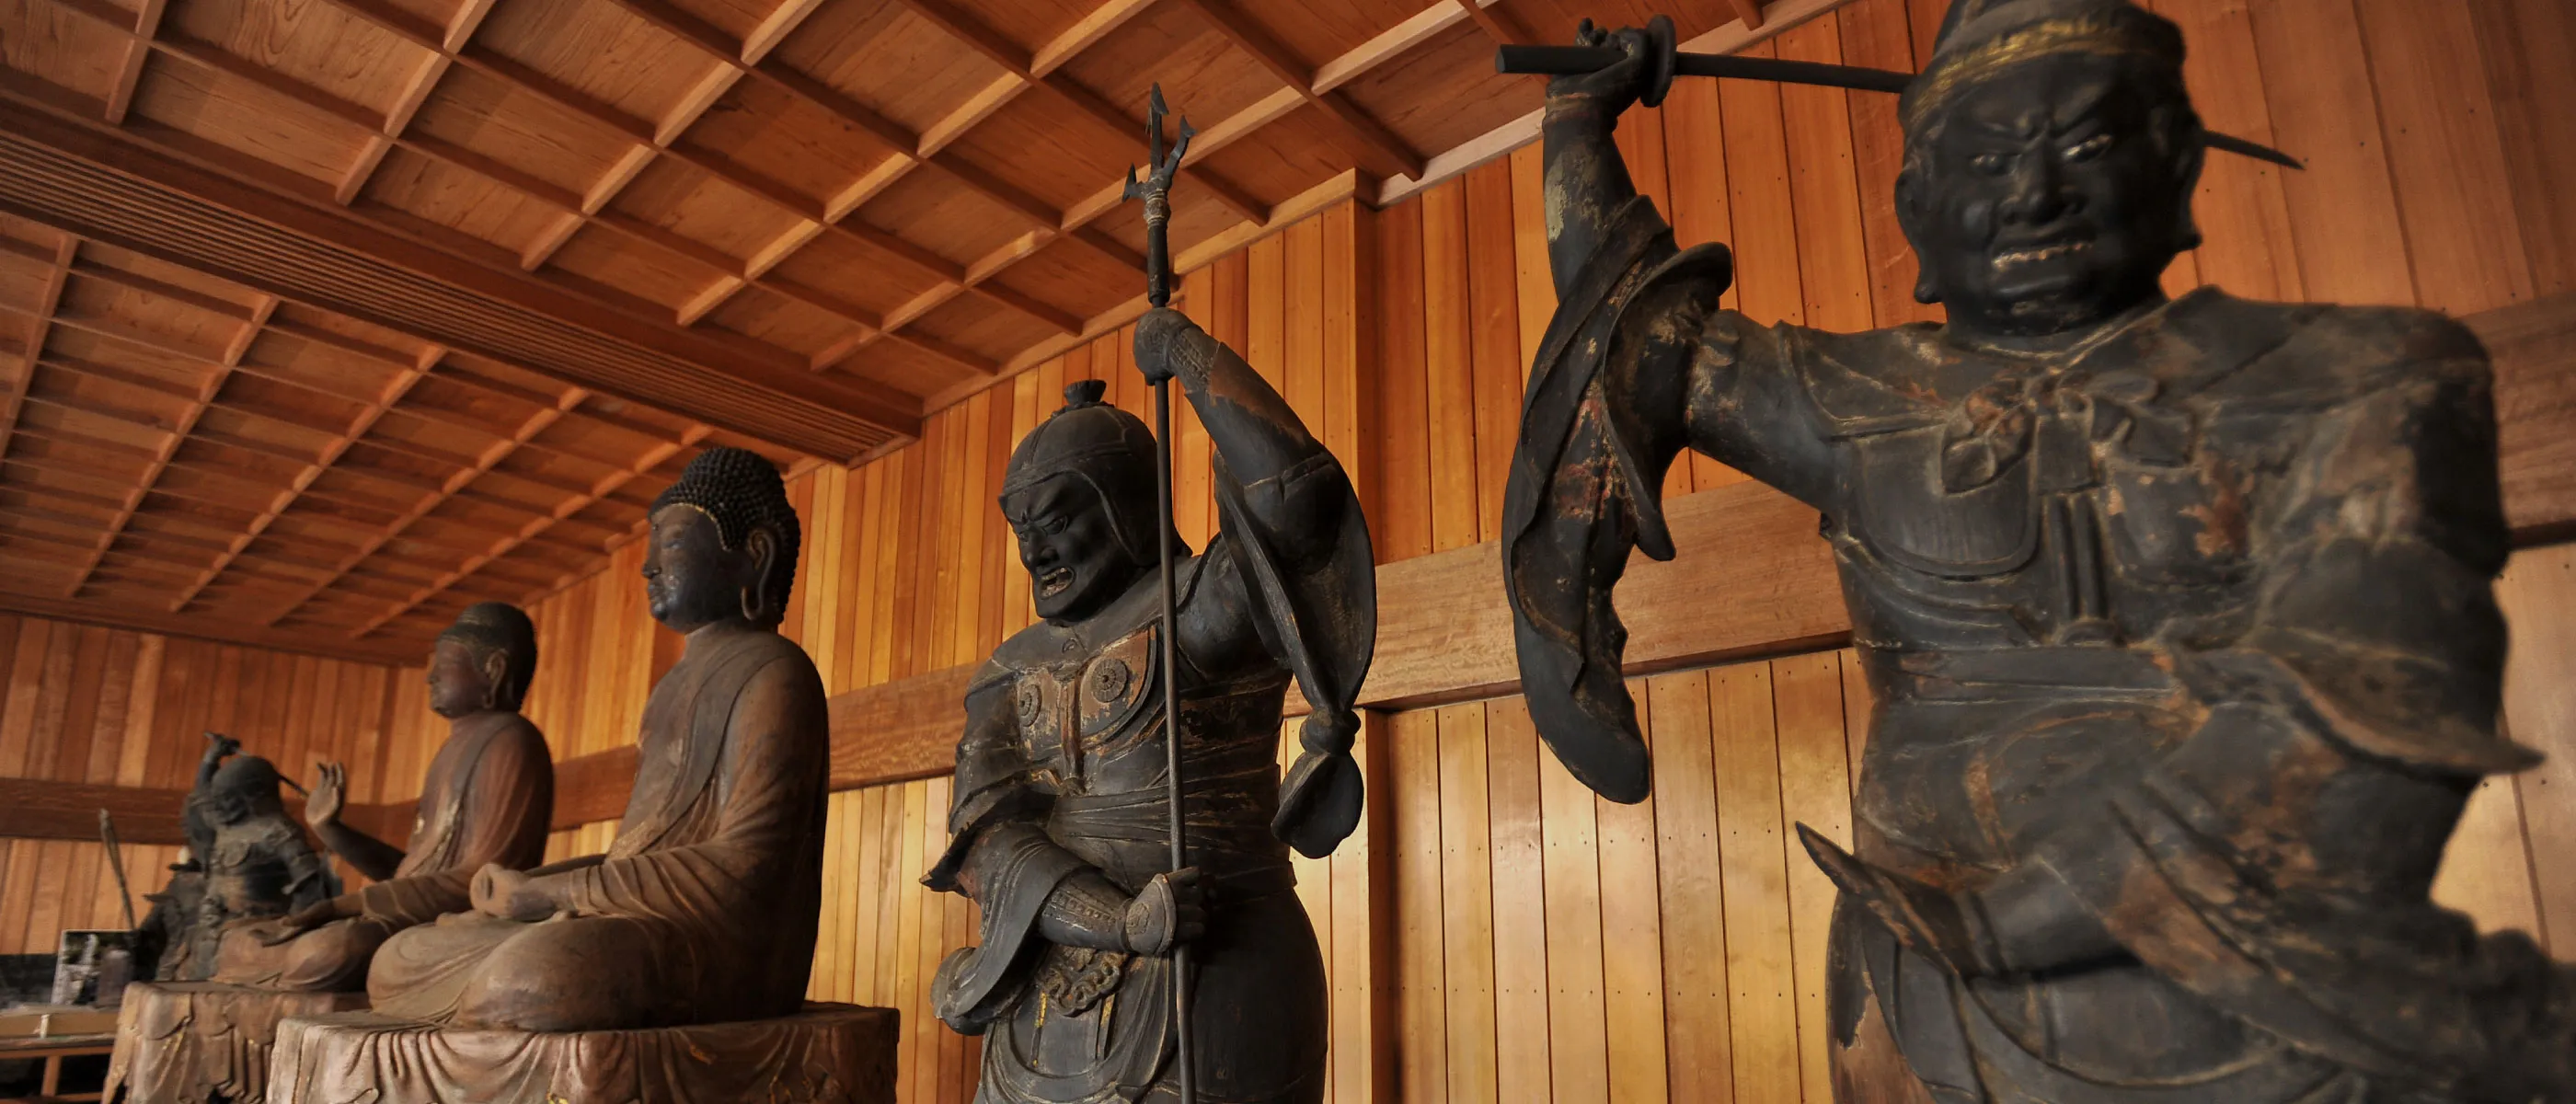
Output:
top-left (1503, 1), bottom-right (2576, 1100)
top-left (926, 87), bottom-right (1377, 1104)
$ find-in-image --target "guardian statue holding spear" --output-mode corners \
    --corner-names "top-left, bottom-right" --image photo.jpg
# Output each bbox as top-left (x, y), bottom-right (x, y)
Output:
top-left (926, 86), bottom-right (1377, 1104)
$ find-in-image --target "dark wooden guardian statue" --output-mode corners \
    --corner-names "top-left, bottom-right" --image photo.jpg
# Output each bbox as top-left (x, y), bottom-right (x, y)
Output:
top-left (926, 329), bottom-right (1376, 1102)
top-left (1505, 1), bottom-right (2576, 1100)
top-left (153, 734), bottom-right (335, 983)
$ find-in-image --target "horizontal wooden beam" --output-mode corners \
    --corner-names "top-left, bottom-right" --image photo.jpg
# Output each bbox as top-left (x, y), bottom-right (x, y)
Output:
top-left (0, 584), bottom-right (425, 665)
top-left (0, 777), bottom-right (190, 846)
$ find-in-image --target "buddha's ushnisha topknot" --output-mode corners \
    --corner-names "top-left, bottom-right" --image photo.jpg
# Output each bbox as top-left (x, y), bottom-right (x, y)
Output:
top-left (652, 446), bottom-right (802, 595)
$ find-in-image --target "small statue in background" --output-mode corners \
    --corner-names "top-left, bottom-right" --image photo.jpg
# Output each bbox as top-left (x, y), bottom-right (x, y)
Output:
top-left (1507, 0), bottom-right (2576, 1099)
top-left (154, 733), bottom-right (335, 982)
top-left (212, 602), bottom-right (554, 993)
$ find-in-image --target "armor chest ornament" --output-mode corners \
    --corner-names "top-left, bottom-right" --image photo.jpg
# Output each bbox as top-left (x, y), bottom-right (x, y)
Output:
top-left (1817, 337), bottom-right (2255, 646)
top-left (1014, 624), bottom-right (1159, 791)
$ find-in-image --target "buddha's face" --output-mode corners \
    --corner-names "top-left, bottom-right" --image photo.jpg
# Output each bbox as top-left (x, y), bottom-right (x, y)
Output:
top-left (643, 504), bottom-right (752, 633)
top-left (424, 638), bottom-right (498, 719)
top-left (1005, 474), bottom-right (1145, 624)
top-left (1900, 54), bottom-right (2200, 338)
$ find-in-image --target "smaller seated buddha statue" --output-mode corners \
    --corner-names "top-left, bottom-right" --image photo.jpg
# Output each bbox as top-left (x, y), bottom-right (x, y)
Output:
top-left (212, 601), bottom-right (555, 992)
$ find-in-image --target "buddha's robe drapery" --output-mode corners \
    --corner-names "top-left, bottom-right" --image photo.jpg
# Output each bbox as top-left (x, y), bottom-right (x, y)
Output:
top-left (363, 627), bottom-right (829, 1031)
top-left (212, 713), bottom-right (553, 992)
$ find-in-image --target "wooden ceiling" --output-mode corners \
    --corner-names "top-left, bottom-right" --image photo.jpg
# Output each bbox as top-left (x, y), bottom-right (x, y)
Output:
top-left (0, 0), bottom-right (1786, 660)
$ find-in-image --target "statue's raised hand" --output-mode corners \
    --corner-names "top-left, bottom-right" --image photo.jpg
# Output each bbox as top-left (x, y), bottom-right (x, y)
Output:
top-left (203, 730), bottom-right (242, 760)
top-left (1547, 20), bottom-right (1655, 110)
top-left (470, 863), bottom-right (556, 923)
top-left (1122, 867), bottom-right (1205, 955)
top-left (304, 762), bottom-right (346, 830)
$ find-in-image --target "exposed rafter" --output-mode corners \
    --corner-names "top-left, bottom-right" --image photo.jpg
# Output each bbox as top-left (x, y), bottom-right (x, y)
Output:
top-left (354, 423), bottom-right (713, 637)
top-left (64, 293), bottom-right (276, 597)
top-left (175, 342), bottom-right (431, 613)
top-left (0, 235), bottom-right (76, 466)
top-left (1178, 0), bottom-right (1425, 179)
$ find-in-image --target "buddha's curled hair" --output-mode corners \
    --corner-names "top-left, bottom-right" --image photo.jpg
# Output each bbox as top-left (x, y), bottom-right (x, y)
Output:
top-left (653, 447), bottom-right (803, 620)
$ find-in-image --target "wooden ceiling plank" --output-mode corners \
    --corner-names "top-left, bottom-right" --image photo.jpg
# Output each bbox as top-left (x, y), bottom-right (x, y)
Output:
top-left (0, 86), bottom-right (915, 454)
top-left (101, 0), bottom-right (169, 125)
top-left (1456, 0), bottom-right (1533, 47)
top-left (833, 0), bottom-right (1471, 382)
top-left (336, 0), bottom-right (502, 206)
top-left (1176, 0), bottom-right (1425, 179)
top-left (0, 236), bottom-right (80, 473)
top-left (64, 294), bottom-right (278, 598)
top-left (197, 391), bottom-right (452, 606)
top-left (972, 282), bottom-right (1084, 334)
top-left (882, 329), bottom-right (998, 377)
top-left (1032, 0), bottom-right (1162, 75)
top-left (1728, 0), bottom-right (1766, 30)
top-left (270, 382), bottom-right (588, 627)
top-left (353, 423), bottom-right (713, 637)
top-left (891, 0), bottom-right (1264, 224)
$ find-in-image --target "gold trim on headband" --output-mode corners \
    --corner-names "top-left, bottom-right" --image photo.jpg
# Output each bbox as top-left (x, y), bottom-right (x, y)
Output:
top-left (1903, 13), bottom-right (2181, 130)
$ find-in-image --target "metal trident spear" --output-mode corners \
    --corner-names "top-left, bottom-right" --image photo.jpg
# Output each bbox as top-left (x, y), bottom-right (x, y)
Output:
top-left (1122, 83), bottom-right (1198, 1104)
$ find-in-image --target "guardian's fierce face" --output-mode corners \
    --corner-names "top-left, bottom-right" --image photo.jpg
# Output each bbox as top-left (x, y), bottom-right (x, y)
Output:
top-left (1899, 54), bottom-right (2202, 337)
top-left (1006, 474), bottom-right (1147, 625)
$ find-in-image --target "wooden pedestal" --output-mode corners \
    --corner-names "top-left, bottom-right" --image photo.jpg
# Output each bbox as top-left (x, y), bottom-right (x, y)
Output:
top-left (266, 1003), bottom-right (899, 1104)
top-left (107, 982), bottom-right (367, 1104)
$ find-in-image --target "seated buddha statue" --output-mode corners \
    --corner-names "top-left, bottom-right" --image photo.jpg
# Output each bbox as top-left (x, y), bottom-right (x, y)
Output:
top-left (359, 446), bottom-right (830, 1031)
top-left (213, 602), bottom-right (555, 993)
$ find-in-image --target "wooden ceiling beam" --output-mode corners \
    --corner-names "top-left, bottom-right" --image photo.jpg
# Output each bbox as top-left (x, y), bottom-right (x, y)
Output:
top-left (0, 76), bottom-right (913, 459)
top-left (295, 0), bottom-right (995, 364)
top-left (174, 342), bottom-right (432, 611)
top-left (890, 0), bottom-right (1265, 222)
top-left (0, 585), bottom-right (421, 665)
top-left (336, 0), bottom-right (500, 204)
top-left (100, 0), bottom-right (167, 124)
top-left (1458, 0), bottom-right (1534, 46)
top-left (840, 0), bottom-right (1470, 387)
top-left (354, 424), bottom-right (712, 637)
top-left (1032, 0), bottom-right (1162, 75)
top-left (17, 251), bottom-right (700, 454)
top-left (595, 0), bottom-right (1110, 341)
top-left (18, 307), bottom-right (632, 503)
top-left (1177, 0), bottom-right (1425, 179)
top-left (266, 383), bottom-right (592, 627)
top-left (0, 236), bottom-right (76, 469)
top-left (62, 295), bottom-right (271, 596)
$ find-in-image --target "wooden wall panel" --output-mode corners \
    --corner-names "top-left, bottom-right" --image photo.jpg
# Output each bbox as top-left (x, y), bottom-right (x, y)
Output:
top-left (0, 611), bottom-right (426, 951)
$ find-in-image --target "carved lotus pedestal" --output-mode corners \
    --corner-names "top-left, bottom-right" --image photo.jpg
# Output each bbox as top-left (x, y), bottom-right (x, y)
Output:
top-left (108, 981), bottom-right (371, 1103)
top-left (263, 1002), bottom-right (899, 1104)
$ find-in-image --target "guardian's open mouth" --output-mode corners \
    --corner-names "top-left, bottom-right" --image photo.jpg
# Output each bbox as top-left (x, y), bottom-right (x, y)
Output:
top-left (1040, 567), bottom-right (1073, 597)
top-left (1992, 238), bottom-right (2093, 270)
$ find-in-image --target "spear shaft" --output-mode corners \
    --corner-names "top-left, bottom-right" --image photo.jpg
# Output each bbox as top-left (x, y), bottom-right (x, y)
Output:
top-left (1126, 84), bottom-right (1197, 1104)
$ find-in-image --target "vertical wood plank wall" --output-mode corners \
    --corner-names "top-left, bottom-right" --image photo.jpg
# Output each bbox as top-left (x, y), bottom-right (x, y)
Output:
top-left (0, 614), bottom-right (424, 952)
top-left (0, 0), bottom-right (2570, 1099)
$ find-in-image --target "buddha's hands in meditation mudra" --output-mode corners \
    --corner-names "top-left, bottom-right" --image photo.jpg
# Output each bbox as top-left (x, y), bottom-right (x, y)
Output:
top-left (469, 863), bottom-right (558, 922)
